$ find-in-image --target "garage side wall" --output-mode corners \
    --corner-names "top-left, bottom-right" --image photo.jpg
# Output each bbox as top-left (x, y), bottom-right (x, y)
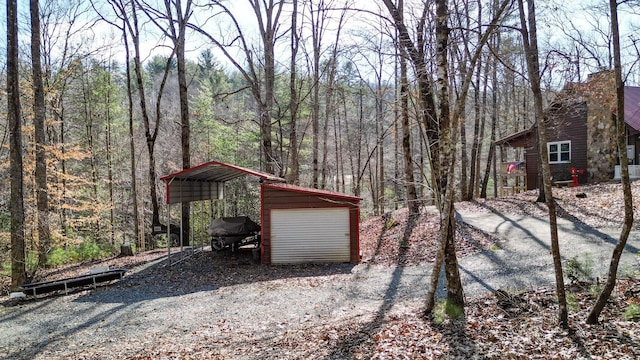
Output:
top-left (260, 185), bottom-right (360, 264)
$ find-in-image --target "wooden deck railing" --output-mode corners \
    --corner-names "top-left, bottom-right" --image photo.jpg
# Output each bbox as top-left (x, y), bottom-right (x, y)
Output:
top-left (500, 161), bottom-right (527, 196)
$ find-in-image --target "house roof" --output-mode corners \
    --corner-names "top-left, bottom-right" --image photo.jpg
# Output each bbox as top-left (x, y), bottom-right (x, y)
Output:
top-left (494, 126), bottom-right (535, 147)
top-left (624, 86), bottom-right (640, 131)
top-left (497, 86), bottom-right (640, 146)
top-left (262, 183), bottom-right (362, 202)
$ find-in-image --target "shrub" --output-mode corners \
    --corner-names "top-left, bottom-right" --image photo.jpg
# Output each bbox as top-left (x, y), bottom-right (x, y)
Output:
top-left (47, 247), bottom-right (71, 267)
top-left (74, 241), bottom-right (110, 262)
top-left (566, 253), bottom-right (595, 284)
top-left (566, 293), bottom-right (579, 312)
top-left (433, 299), bottom-right (464, 324)
top-left (47, 242), bottom-right (114, 266)
top-left (624, 304), bottom-right (640, 321)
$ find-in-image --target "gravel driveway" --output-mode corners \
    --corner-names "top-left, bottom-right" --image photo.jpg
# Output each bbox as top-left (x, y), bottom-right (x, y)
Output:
top-left (1, 211), bottom-right (638, 359)
top-left (456, 210), bottom-right (640, 295)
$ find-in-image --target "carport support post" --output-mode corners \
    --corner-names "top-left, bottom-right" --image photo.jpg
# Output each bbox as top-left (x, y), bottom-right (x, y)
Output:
top-left (167, 202), bottom-right (171, 265)
top-left (201, 200), bottom-right (205, 252)
top-left (180, 201), bottom-right (184, 261)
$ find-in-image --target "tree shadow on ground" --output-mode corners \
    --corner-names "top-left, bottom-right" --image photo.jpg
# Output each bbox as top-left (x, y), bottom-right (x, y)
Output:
top-left (71, 247), bottom-right (355, 305)
top-left (555, 202), bottom-right (640, 254)
top-left (323, 212), bottom-right (418, 358)
top-left (5, 245), bottom-right (354, 307)
top-left (323, 213), bottom-right (482, 358)
top-left (468, 200), bottom-right (551, 251)
top-left (1, 247), bottom-right (355, 359)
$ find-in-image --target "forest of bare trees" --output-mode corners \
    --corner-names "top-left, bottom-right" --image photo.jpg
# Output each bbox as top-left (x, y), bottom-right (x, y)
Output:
top-left (3, 0), bottom-right (640, 323)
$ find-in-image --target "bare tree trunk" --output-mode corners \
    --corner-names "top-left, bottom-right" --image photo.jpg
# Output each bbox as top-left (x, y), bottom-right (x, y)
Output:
top-left (320, 4), bottom-right (346, 190)
top-left (435, 0), bottom-right (465, 311)
top-left (8, 0), bottom-right (26, 290)
top-left (467, 1), bottom-right (483, 200)
top-left (310, 1), bottom-right (322, 188)
top-left (105, 64), bottom-right (115, 245)
top-left (174, 0), bottom-right (192, 245)
top-left (453, 0), bottom-right (471, 200)
top-left (128, 1), bottom-right (164, 228)
top-left (586, 0), bottom-right (633, 325)
top-left (460, 113), bottom-right (469, 199)
top-left (255, 0), bottom-right (279, 175)
top-left (377, 85), bottom-right (385, 213)
top-left (31, 0), bottom-right (51, 266)
top-left (60, 103), bottom-right (68, 240)
top-left (518, 0), bottom-right (568, 328)
top-left (122, 21), bottom-right (141, 249)
top-left (286, 0), bottom-right (300, 185)
top-left (333, 112), bottom-right (342, 193)
top-left (481, 26), bottom-right (500, 198)
top-left (397, 0), bottom-right (418, 214)
top-left (400, 71), bottom-right (419, 215)
top-left (81, 74), bottom-right (101, 234)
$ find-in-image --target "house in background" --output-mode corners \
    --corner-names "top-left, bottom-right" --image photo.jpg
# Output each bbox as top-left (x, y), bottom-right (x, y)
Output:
top-left (496, 70), bottom-right (640, 192)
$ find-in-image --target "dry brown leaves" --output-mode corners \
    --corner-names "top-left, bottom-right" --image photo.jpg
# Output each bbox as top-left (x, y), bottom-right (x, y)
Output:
top-left (111, 279), bottom-right (640, 359)
top-left (359, 208), bottom-right (498, 266)
top-left (458, 181), bottom-right (640, 230)
top-left (3, 181), bottom-right (640, 359)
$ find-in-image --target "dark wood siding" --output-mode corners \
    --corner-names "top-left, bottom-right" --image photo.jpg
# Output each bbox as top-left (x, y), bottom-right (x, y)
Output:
top-left (523, 101), bottom-right (588, 189)
top-left (525, 138), bottom-right (539, 190)
top-left (546, 101), bottom-right (588, 184)
top-left (260, 184), bottom-right (360, 264)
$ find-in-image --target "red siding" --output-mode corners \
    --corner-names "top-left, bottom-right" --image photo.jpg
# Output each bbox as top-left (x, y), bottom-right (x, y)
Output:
top-left (260, 184), bottom-right (361, 264)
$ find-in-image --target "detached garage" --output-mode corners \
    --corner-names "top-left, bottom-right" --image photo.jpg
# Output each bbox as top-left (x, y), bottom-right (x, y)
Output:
top-left (161, 160), bottom-right (361, 265)
top-left (260, 183), bottom-right (361, 265)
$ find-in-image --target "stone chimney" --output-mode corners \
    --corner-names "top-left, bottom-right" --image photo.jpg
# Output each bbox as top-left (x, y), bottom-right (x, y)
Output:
top-left (585, 70), bottom-right (617, 183)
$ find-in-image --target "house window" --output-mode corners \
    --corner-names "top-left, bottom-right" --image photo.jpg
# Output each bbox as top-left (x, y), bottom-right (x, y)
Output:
top-left (548, 141), bottom-right (571, 163)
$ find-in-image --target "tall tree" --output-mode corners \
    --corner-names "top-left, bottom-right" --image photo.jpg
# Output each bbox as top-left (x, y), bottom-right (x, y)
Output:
top-left (467, 1), bottom-right (484, 200)
top-left (383, 0), bottom-right (511, 315)
top-left (189, 0), bottom-right (285, 175)
top-left (140, 0), bottom-right (194, 245)
top-left (309, 0), bottom-right (325, 189)
top-left (7, 0), bottom-right (26, 290)
top-left (397, 0), bottom-right (419, 215)
top-left (320, 3), bottom-right (348, 191)
top-left (480, 18), bottom-right (500, 199)
top-left (517, 0), bottom-right (568, 328)
top-left (99, 0), bottom-right (142, 248)
top-left (104, 0), bottom-right (168, 236)
top-left (31, 0), bottom-right (52, 266)
top-left (287, 0), bottom-right (301, 185)
top-left (586, 0), bottom-right (634, 325)
top-left (382, 0), bottom-right (465, 313)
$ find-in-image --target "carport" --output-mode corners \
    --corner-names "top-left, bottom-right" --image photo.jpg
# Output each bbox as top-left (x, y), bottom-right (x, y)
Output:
top-left (160, 160), bottom-right (361, 264)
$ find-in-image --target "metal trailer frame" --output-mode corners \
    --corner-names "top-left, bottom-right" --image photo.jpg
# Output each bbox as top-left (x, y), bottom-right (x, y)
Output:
top-left (19, 268), bottom-right (127, 298)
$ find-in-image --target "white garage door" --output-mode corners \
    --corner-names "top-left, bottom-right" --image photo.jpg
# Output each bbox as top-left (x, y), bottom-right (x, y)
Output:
top-left (270, 208), bottom-right (350, 264)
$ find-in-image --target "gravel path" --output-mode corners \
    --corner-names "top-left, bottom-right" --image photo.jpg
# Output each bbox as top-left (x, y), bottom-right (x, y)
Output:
top-left (1, 211), bottom-right (639, 359)
top-left (456, 210), bottom-right (640, 295)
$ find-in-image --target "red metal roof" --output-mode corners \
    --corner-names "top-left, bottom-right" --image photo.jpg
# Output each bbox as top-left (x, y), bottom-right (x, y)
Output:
top-left (262, 183), bottom-right (362, 202)
top-left (160, 160), bottom-right (285, 183)
top-left (160, 160), bottom-right (285, 204)
top-left (624, 86), bottom-right (640, 131)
